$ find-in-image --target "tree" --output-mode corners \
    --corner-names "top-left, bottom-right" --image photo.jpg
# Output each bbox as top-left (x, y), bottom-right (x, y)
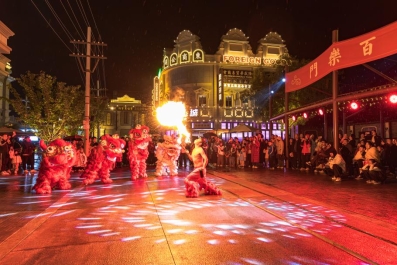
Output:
top-left (9, 71), bottom-right (85, 142)
top-left (90, 95), bottom-right (109, 136)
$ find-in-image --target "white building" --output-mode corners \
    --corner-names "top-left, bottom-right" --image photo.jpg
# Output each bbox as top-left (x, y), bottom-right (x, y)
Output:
top-left (0, 21), bottom-right (15, 126)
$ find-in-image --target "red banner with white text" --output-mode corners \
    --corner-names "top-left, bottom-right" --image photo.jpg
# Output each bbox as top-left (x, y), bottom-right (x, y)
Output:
top-left (286, 20), bottom-right (397, 92)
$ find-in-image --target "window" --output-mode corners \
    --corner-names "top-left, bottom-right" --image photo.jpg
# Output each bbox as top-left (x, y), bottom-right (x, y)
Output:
top-left (229, 44), bottom-right (243, 51)
top-left (225, 96), bottom-right (233, 107)
top-left (106, 113), bottom-right (111, 125)
top-left (267, 47), bottom-right (280, 55)
top-left (198, 95), bottom-right (207, 106)
top-left (122, 112), bottom-right (130, 125)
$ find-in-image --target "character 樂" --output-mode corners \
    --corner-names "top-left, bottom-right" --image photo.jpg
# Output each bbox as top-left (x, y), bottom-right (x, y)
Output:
top-left (80, 134), bottom-right (125, 185)
top-left (184, 138), bottom-right (221, 198)
top-left (155, 135), bottom-right (181, 177)
top-left (128, 125), bottom-right (151, 180)
top-left (33, 139), bottom-right (76, 194)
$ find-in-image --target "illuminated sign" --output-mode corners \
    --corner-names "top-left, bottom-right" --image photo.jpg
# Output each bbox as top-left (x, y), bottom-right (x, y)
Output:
top-left (189, 109), bottom-right (199, 117)
top-left (163, 56), bottom-right (169, 68)
top-left (218, 72), bottom-right (223, 107)
top-left (153, 76), bottom-right (159, 108)
top-left (223, 55), bottom-right (288, 66)
top-left (180, 50), bottom-right (190, 63)
top-left (223, 55), bottom-right (261, 65)
top-left (170, 53), bottom-right (178, 66)
top-left (193, 49), bottom-right (204, 62)
top-left (223, 69), bottom-right (252, 88)
top-left (191, 122), bottom-right (213, 129)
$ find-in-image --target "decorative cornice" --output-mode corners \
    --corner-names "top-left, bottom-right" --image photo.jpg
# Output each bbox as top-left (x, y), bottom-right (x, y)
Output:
top-left (258, 32), bottom-right (284, 45)
top-left (174, 30), bottom-right (200, 44)
top-left (222, 28), bottom-right (249, 42)
top-left (0, 21), bottom-right (15, 38)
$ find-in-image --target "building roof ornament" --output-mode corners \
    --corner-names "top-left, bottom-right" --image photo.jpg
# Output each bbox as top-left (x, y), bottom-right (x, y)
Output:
top-left (174, 30), bottom-right (200, 44)
top-left (222, 28), bottom-right (249, 42)
top-left (258, 32), bottom-right (284, 45)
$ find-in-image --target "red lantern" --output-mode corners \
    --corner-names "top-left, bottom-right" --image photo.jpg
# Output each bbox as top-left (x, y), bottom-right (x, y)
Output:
top-left (389, 94), bottom-right (397, 104)
top-left (350, 102), bottom-right (359, 110)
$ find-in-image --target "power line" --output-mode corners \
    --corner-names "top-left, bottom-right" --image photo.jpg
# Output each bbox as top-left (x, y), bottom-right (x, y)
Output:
top-left (60, 0), bottom-right (85, 41)
top-left (44, 0), bottom-right (79, 50)
top-left (76, 0), bottom-right (90, 28)
top-left (66, 0), bottom-right (86, 40)
top-left (30, 0), bottom-right (73, 52)
top-left (85, 0), bottom-right (101, 40)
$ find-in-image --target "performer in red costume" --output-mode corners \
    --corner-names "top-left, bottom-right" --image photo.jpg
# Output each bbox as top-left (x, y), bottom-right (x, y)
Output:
top-left (184, 138), bottom-right (222, 198)
top-left (80, 134), bottom-right (125, 185)
top-left (33, 139), bottom-right (76, 194)
top-left (128, 124), bottom-right (151, 180)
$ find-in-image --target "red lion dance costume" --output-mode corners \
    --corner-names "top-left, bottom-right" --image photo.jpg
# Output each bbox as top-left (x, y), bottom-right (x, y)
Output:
top-left (155, 135), bottom-right (181, 177)
top-left (128, 124), bottom-right (151, 180)
top-left (80, 134), bottom-right (125, 185)
top-left (33, 139), bottom-right (76, 194)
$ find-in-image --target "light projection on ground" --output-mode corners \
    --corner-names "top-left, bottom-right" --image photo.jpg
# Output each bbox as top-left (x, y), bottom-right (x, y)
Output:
top-left (0, 173), bottom-right (357, 264)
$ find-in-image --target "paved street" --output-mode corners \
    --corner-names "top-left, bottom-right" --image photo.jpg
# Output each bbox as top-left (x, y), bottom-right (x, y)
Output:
top-left (0, 165), bottom-right (396, 265)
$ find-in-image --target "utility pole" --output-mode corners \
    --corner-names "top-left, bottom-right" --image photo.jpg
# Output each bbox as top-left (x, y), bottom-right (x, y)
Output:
top-left (70, 27), bottom-right (107, 156)
top-left (96, 80), bottom-right (100, 138)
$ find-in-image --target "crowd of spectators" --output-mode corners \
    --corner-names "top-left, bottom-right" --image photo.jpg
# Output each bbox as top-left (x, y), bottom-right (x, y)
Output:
top-left (7, 128), bottom-right (392, 185)
top-left (199, 129), bottom-right (397, 184)
top-left (0, 132), bottom-right (36, 175)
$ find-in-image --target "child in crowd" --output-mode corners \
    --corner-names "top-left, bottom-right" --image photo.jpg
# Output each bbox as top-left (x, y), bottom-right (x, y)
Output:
top-left (73, 147), bottom-right (87, 171)
top-left (238, 147), bottom-right (246, 168)
top-left (9, 147), bottom-right (22, 174)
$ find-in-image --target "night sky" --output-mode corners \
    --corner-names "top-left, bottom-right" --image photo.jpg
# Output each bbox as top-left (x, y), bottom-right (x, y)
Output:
top-left (1, 0), bottom-right (396, 104)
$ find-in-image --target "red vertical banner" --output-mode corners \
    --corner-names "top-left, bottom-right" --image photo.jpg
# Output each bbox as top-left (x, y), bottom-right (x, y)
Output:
top-left (286, 21), bottom-right (397, 92)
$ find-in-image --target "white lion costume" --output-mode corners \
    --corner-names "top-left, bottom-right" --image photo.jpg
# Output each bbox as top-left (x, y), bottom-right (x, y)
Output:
top-left (155, 135), bottom-right (181, 176)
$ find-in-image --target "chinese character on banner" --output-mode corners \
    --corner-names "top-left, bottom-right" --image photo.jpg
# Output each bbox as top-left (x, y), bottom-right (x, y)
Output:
top-left (360, 37), bottom-right (376, 56)
top-left (328, 48), bottom-right (342, 66)
top-left (310, 62), bottom-right (318, 79)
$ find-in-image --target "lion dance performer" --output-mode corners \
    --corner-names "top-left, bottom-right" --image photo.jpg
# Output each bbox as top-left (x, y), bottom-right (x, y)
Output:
top-left (155, 135), bottom-right (181, 177)
top-left (80, 134), bottom-right (125, 185)
top-left (128, 124), bottom-right (151, 180)
top-left (184, 138), bottom-right (221, 198)
top-left (33, 139), bottom-right (76, 194)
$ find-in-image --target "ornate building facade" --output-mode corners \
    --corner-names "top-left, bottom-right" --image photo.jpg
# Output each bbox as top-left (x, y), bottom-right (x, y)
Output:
top-left (103, 95), bottom-right (149, 137)
top-left (153, 28), bottom-right (289, 139)
top-left (0, 21), bottom-right (15, 126)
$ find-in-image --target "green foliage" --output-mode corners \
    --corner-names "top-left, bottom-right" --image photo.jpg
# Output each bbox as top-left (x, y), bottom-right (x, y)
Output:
top-left (90, 95), bottom-right (109, 134)
top-left (9, 71), bottom-right (85, 142)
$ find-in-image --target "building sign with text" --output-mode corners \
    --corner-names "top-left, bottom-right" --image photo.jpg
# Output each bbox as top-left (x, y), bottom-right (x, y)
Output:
top-left (218, 72), bottom-right (223, 107)
top-left (152, 76), bottom-right (159, 108)
top-left (223, 69), bottom-right (253, 88)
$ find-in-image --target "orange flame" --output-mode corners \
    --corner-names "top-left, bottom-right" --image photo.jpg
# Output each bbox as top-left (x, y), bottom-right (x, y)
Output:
top-left (156, 101), bottom-right (190, 143)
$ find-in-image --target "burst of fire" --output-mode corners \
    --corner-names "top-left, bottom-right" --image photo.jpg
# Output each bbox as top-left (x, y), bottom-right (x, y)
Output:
top-left (156, 101), bottom-right (190, 143)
